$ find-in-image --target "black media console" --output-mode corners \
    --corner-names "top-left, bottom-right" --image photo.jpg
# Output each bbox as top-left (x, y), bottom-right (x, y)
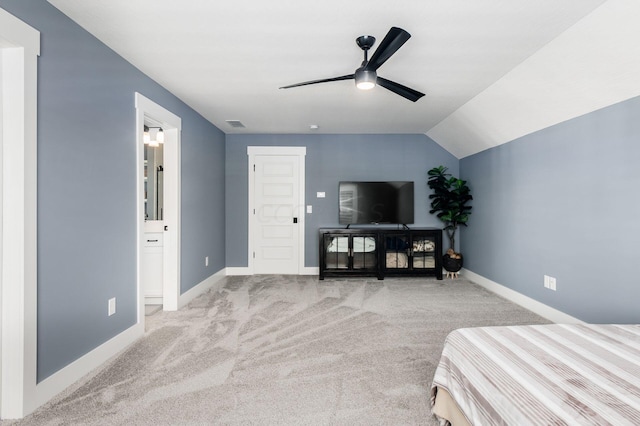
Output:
top-left (319, 228), bottom-right (443, 280)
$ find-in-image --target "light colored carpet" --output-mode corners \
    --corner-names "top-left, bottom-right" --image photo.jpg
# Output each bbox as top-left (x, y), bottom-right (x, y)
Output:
top-left (13, 275), bottom-right (549, 425)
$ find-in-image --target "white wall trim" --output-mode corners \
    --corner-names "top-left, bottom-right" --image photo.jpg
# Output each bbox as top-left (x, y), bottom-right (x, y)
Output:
top-left (301, 267), bottom-right (319, 276)
top-left (225, 267), bottom-right (251, 276)
top-left (246, 146), bottom-right (307, 275)
top-left (135, 93), bottom-right (182, 314)
top-left (246, 146), bottom-right (307, 156)
top-left (0, 8), bottom-right (40, 419)
top-left (34, 322), bottom-right (143, 409)
top-left (461, 268), bottom-right (584, 324)
top-left (178, 269), bottom-right (226, 309)
top-left (226, 267), bottom-right (318, 276)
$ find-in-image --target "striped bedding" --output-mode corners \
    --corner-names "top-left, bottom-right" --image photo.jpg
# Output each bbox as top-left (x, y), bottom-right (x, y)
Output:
top-left (430, 324), bottom-right (640, 425)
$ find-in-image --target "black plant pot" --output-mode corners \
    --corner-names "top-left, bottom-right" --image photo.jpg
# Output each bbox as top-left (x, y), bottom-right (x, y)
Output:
top-left (443, 253), bottom-right (463, 272)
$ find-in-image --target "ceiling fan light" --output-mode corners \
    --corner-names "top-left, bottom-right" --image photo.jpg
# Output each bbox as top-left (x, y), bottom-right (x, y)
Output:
top-left (355, 69), bottom-right (376, 90)
top-left (356, 81), bottom-right (375, 90)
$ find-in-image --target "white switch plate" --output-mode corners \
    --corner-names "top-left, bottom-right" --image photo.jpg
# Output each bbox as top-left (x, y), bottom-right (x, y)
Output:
top-left (317, 192), bottom-right (325, 198)
top-left (306, 205), bottom-right (312, 213)
top-left (108, 297), bottom-right (116, 316)
top-left (205, 256), bottom-right (209, 267)
top-left (544, 275), bottom-right (557, 291)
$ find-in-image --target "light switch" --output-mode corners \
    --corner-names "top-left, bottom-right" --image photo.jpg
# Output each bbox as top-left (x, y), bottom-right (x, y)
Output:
top-left (108, 298), bottom-right (116, 316)
top-left (307, 205), bottom-right (312, 213)
top-left (317, 192), bottom-right (325, 198)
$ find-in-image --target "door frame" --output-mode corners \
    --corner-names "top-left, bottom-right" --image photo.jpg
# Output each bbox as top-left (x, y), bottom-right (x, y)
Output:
top-left (0, 8), bottom-right (39, 419)
top-left (135, 93), bottom-right (181, 314)
top-left (247, 146), bottom-right (306, 274)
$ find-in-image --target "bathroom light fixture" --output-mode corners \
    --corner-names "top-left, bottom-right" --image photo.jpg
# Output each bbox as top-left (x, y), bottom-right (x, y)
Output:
top-left (144, 125), bottom-right (164, 147)
top-left (143, 125), bottom-right (151, 144)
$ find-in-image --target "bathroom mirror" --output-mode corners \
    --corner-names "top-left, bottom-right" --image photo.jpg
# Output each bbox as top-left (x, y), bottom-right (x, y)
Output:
top-left (144, 142), bottom-right (164, 221)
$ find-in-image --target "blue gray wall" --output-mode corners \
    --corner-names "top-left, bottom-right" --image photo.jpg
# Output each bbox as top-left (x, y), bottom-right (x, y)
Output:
top-left (0, 1), bottom-right (226, 381)
top-left (225, 134), bottom-right (457, 267)
top-left (180, 112), bottom-right (226, 293)
top-left (460, 96), bottom-right (640, 324)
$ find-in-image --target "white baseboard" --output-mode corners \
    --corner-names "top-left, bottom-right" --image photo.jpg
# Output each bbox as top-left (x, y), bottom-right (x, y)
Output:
top-left (461, 268), bottom-right (584, 324)
top-left (34, 321), bottom-right (144, 409)
top-left (178, 269), bottom-right (226, 309)
top-left (301, 267), bottom-right (319, 275)
top-left (225, 267), bottom-right (251, 276)
top-left (225, 267), bottom-right (318, 276)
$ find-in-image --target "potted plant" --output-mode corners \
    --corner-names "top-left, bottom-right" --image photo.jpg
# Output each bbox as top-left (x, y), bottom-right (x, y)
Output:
top-left (427, 166), bottom-right (473, 274)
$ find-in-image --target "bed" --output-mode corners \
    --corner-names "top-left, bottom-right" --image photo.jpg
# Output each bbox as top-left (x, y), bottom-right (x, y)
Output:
top-left (430, 324), bottom-right (640, 425)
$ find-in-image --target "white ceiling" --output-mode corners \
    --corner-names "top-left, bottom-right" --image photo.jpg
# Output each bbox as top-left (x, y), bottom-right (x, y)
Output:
top-left (46, 0), bottom-right (640, 157)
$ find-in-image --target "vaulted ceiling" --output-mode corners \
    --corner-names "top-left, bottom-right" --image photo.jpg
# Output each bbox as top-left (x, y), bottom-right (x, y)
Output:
top-left (47, 0), bottom-right (640, 158)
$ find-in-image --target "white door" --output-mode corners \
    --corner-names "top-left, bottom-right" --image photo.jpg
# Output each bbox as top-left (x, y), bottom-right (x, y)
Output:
top-left (250, 148), bottom-right (305, 274)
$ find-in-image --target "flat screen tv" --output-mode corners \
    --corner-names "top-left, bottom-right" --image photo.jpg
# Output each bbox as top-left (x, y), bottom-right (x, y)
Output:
top-left (339, 181), bottom-right (414, 225)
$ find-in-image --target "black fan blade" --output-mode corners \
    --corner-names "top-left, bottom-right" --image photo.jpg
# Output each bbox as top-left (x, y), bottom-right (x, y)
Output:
top-left (365, 27), bottom-right (411, 72)
top-left (377, 77), bottom-right (425, 102)
top-left (280, 74), bottom-right (355, 89)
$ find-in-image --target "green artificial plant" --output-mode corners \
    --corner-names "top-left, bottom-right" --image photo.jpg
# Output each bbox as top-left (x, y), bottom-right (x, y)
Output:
top-left (427, 166), bottom-right (473, 253)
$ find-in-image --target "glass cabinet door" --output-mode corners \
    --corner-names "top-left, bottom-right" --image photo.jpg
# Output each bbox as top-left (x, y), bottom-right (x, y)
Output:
top-left (384, 234), bottom-right (410, 269)
top-left (323, 235), bottom-right (349, 269)
top-left (411, 236), bottom-right (436, 269)
top-left (351, 235), bottom-right (377, 270)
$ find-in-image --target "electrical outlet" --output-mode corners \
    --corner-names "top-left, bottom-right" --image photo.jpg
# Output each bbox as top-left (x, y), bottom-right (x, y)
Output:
top-left (205, 256), bottom-right (209, 267)
top-left (108, 297), bottom-right (116, 316)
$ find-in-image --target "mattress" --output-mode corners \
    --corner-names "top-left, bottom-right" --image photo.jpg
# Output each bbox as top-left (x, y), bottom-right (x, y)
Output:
top-left (430, 324), bottom-right (640, 425)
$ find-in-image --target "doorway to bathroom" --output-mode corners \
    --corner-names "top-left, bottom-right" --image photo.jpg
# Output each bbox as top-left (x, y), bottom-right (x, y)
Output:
top-left (135, 93), bottom-right (181, 320)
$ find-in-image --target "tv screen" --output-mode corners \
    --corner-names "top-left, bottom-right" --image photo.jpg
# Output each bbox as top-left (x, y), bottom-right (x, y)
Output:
top-left (339, 181), bottom-right (414, 225)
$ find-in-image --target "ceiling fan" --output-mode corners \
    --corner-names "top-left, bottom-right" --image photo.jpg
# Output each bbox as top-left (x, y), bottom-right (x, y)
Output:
top-left (280, 27), bottom-right (425, 102)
